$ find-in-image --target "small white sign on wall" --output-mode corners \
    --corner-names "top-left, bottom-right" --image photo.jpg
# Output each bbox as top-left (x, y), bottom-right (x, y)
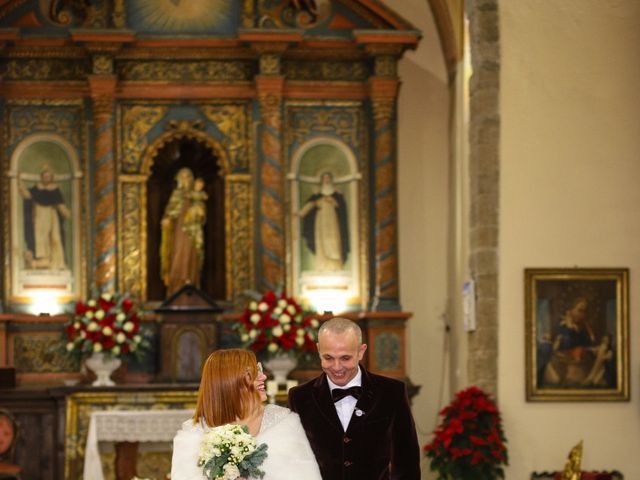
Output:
top-left (463, 279), bottom-right (476, 332)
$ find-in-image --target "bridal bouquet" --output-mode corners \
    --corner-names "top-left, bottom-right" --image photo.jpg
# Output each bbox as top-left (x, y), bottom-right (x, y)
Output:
top-left (198, 424), bottom-right (268, 480)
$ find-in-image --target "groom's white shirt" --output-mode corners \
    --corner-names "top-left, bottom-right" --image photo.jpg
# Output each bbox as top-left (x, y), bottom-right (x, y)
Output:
top-left (327, 366), bottom-right (362, 431)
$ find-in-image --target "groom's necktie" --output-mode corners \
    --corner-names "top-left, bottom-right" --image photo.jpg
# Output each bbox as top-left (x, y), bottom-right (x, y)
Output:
top-left (332, 386), bottom-right (362, 403)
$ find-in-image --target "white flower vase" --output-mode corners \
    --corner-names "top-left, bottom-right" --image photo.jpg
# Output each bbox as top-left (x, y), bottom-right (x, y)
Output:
top-left (85, 352), bottom-right (121, 387)
top-left (264, 353), bottom-right (297, 385)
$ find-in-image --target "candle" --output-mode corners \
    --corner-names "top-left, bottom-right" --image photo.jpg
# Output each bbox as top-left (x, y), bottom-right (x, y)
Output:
top-left (266, 380), bottom-right (279, 396)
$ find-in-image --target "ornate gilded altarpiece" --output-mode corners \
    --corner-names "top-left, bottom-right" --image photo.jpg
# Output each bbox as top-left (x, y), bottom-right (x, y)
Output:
top-left (0, 0), bottom-right (419, 309)
top-left (0, 1), bottom-right (421, 478)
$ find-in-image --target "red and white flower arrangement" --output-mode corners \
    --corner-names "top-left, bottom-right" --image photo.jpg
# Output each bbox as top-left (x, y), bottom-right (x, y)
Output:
top-left (236, 290), bottom-right (318, 360)
top-left (424, 386), bottom-right (508, 480)
top-left (63, 293), bottom-right (147, 358)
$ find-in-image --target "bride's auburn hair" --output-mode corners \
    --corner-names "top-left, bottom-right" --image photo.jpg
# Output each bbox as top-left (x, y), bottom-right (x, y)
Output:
top-left (194, 349), bottom-right (261, 427)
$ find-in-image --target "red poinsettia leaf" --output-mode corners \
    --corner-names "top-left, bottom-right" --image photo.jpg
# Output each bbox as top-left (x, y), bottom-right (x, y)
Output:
top-left (470, 451), bottom-right (486, 465)
top-left (459, 410), bottom-right (478, 420)
top-left (470, 435), bottom-right (487, 446)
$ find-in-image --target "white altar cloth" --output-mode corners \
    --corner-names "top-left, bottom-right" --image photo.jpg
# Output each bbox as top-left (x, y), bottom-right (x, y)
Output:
top-left (83, 409), bottom-right (194, 480)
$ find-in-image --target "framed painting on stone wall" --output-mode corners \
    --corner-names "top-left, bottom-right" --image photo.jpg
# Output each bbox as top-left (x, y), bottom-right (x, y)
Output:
top-left (7, 134), bottom-right (84, 307)
top-left (525, 268), bottom-right (629, 401)
top-left (288, 138), bottom-right (363, 313)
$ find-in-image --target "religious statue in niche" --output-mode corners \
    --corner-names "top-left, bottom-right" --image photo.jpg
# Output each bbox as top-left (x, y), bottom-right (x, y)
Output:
top-left (19, 164), bottom-right (71, 270)
top-left (298, 171), bottom-right (349, 272)
top-left (160, 167), bottom-right (208, 296)
top-left (289, 139), bottom-right (362, 306)
top-left (9, 135), bottom-right (81, 300)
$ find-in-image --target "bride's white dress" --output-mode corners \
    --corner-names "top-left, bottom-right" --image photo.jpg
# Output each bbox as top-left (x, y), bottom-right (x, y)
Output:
top-left (171, 404), bottom-right (322, 480)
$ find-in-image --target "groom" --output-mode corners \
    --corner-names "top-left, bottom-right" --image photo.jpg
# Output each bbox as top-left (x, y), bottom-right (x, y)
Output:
top-left (288, 317), bottom-right (421, 479)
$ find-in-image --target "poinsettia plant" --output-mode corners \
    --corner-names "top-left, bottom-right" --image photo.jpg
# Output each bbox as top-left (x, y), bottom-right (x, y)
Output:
top-left (235, 290), bottom-right (318, 361)
top-left (424, 386), bottom-right (508, 480)
top-left (62, 292), bottom-right (149, 359)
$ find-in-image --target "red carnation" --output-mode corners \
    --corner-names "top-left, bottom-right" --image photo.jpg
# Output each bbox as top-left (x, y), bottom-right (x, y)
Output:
top-left (75, 302), bottom-right (89, 315)
top-left (63, 293), bottom-right (145, 360)
top-left (121, 298), bottom-right (134, 313)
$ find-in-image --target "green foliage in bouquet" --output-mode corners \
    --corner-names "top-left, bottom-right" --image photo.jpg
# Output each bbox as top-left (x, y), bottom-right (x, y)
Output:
top-left (198, 424), bottom-right (268, 480)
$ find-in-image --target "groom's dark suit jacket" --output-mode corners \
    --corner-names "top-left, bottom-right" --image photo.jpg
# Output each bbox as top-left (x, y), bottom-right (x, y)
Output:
top-left (288, 366), bottom-right (421, 480)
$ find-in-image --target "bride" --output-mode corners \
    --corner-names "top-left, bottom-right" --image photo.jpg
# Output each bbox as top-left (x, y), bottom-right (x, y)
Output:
top-left (171, 349), bottom-right (322, 480)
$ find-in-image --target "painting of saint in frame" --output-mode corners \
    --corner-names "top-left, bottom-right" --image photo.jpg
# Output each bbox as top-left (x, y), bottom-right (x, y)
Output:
top-left (288, 138), bottom-right (362, 310)
top-left (525, 268), bottom-right (629, 401)
top-left (8, 135), bottom-right (83, 303)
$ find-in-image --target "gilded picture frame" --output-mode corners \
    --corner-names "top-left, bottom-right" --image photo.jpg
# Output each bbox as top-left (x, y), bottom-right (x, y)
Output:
top-left (525, 268), bottom-right (629, 401)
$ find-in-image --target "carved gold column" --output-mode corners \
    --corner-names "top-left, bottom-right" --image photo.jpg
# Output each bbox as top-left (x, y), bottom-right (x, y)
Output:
top-left (89, 55), bottom-right (117, 294)
top-left (112, 0), bottom-right (126, 28)
top-left (241, 0), bottom-right (255, 28)
top-left (369, 53), bottom-right (400, 310)
top-left (256, 52), bottom-right (285, 291)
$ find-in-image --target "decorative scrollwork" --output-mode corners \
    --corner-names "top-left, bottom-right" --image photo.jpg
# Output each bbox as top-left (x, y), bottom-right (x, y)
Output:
top-left (117, 60), bottom-right (255, 82)
top-left (43, 0), bottom-right (108, 27)
top-left (121, 105), bottom-right (167, 173)
top-left (139, 118), bottom-right (230, 175)
top-left (13, 335), bottom-right (79, 373)
top-left (120, 181), bottom-right (143, 298)
top-left (284, 60), bottom-right (370, 81)
top-left (92, 54), bottom-right (113, 75)
top-left (287, 105), bottom-right (362, 147)
top-left (4, 59), bottom-right (89, 81)
top-left (227, 177), bottom-right (253, 303)
top-left (374, 55), bottom-right (397, 78)
top-left (201, 104), bottom-right (250, 172)
top-left (258, 0), bottom-right (331, 28)
top-left (8, 104), bottom-right (81, 148)
top-left (259, 54), bottom-right (281, 76)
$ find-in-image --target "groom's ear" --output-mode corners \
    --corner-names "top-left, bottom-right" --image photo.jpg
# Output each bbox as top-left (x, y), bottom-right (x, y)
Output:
top-left (358, 343), bottom-right (367, 361)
